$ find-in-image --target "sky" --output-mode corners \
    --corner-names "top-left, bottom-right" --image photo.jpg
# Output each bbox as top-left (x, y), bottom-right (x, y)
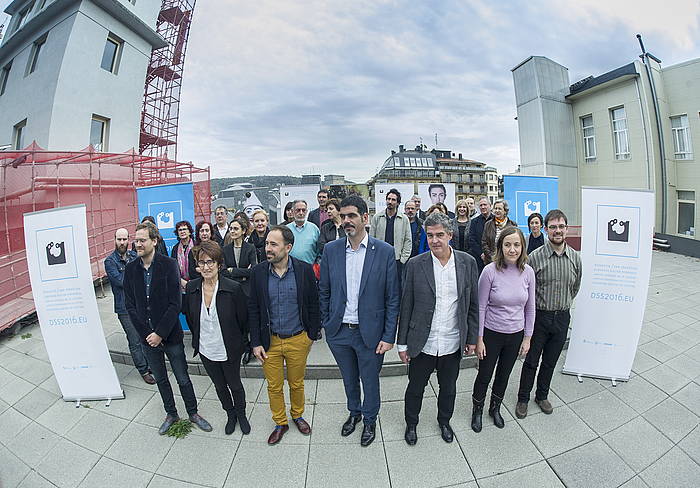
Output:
top-left (2, 0), bottom-right (699, 181)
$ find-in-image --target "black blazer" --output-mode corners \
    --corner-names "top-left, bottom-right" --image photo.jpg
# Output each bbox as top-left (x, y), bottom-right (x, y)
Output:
top-left (183, 276), bottom-right (248, 358)
top-left (212, 225), bottom-right (228, 247)
top-left (221, 241), bottom-right (257, 295)
top-left (124, 252), bottom-right (183, 344)
top-left (248, 229), bottom-right (268, 264)
top-left (317, 220), bottom-right (346, 257)
top-left (247, 257), bottom-right (320, 351)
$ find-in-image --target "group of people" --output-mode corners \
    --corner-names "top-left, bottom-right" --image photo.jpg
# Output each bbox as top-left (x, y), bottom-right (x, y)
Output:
top-left (104, 190), bottom-right (581, 450)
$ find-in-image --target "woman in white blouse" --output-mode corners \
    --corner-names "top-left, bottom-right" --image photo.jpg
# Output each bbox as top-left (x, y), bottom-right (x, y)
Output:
top-left (183, 240), bottom-right (251, 435)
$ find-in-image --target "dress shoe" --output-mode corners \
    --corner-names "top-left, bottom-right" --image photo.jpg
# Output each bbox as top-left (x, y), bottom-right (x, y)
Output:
top-left (439, 423), bottom-right (454, 443)
top-left (471, 398), bottom-right (484, 433)
top-left (515, 401), bottom-right (528, 419)
top-left (141, 372), bottom-right (156, 385)
top-left (241, 349), bottom-right (252, 365)
top-left (267, 424), bottom-right (289, 445)
top-left (488, 396), bottom-right (505, 429)
top-left (536, 398), bottom-right (553, 414)
top-left (189, 413), bottom-right (213, 432)
top-left (404, 424), bottom-right (417, 445)
top-left (158, 414), bottom-right (179, 435)
top-left (293, 417), bottom-right (312, 435)
top-left (237, 411), bottom-right (251, 435)
top-left (341, 414), bottom-right (362, 437)
top-left (360, 423), bottom-right (376, 447)
top-left (225, 412), bottom-right (237, 435)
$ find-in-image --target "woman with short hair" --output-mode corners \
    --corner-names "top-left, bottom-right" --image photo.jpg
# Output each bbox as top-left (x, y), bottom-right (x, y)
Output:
top-left (189, 221), bottom-right (217, 280)
top-left (317, 198), bottom-right (346, 258)
top-left (481, 200), bottom-right (516, 265)
top-left (527, 212), bottom-right (545, 254)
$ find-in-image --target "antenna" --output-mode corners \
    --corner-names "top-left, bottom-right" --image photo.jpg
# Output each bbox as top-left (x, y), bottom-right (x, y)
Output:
top-left (435, 133), bottom-right (438, 147)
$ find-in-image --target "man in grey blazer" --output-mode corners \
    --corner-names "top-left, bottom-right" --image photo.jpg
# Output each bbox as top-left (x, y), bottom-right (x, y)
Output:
top-left (397, 211), bottom-right (479, 445)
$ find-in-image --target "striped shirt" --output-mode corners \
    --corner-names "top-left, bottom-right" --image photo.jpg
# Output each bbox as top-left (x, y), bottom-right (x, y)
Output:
top-left (528, 239), bottom-right (582, 311)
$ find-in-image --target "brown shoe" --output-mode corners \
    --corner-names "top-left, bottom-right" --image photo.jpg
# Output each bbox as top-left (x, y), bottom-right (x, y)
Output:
top-left (142, 372), bottom-right (156, 385)
top-left (515, 401), bottom-right (528, 419)
top-left (293, 417), bottom-right (311, 435)
top-left (536, 399), bottom-right (553, 414)
top-left (267, 424), bottom-right (289, 445)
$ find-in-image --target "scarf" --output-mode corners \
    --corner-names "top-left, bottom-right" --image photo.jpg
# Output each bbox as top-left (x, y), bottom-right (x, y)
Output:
top-left (177, 238), bottom-right (194, 280)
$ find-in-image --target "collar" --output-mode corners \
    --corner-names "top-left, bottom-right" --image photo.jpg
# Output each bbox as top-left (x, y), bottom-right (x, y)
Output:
top-left (543, 239), bottom-right (568, 257)
top-left (430, 247), bottom-right (455, 269)
top-left (292, 221), bottom-right (307, 230)
top-left (139, 252), bottom-right (157, 269)
top-left (269, 257), bottom-right (293, 276)
top-left (346, 233), bottom-right (369, 249)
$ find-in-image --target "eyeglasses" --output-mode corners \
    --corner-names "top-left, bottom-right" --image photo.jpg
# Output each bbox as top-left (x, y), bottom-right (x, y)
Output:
top-left (197, 260), bottom-right (216, 268)
top-left (547, 224), bottom-right (568, 231)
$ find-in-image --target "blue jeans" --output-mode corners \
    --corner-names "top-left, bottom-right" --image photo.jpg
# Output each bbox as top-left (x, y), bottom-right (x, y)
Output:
top-left (143, 340), bottom-right (198, 417)
top-left (117, 314), bottom-right (149, 375)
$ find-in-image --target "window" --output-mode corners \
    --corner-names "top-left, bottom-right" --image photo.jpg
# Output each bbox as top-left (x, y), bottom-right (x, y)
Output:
top-left (13, 119), bottom-right (27, 150)
top-left (611, 107), bottom-right (630, 160)
top-left (671, 115), bottom-right (693, 160)
top-left (581, 115), bottom-right (596, 161)
top-left (678, 190), bottom-right (695, 236)
top-left (100, 35), bottom-right (122, 73)
top-left (90, 115), bottom-right (109, 151)
top-left (26, 35), bottom-right (47, 75)
top-left (0, 62), bottom-right (11, 96)
top-left (12, 3), bottom-right (34, 33)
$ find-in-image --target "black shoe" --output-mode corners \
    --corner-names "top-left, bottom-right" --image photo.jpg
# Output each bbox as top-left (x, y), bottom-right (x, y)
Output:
top-left (489, 395), bottom-right (505, 429)
top-left (241, 350), bottom-right (252, 365)
top-left (341, 414), bottom-right (362, 437)
top-left (360, 423), bottom-right (376, 447)
top-left (237, 410), bottom-right (251, 435)
top-left (439, 423), bottom-right (454, 443)
top-left (225, 412), bottom-right (237, 435)
top-left (404, 424), bottom-right (417, 445)
top-left (471, 398), bottom-right (484, 433)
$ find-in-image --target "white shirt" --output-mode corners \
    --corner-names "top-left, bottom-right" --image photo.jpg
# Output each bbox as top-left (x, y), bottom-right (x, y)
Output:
top-left (217, 225), bottom-right (228, 240)
top-left (342, 233), bottom-right (368, 324)
top-left (398, 249), bottom-right (460, 356)
top-left (198, 281), bottom-right (227, 361)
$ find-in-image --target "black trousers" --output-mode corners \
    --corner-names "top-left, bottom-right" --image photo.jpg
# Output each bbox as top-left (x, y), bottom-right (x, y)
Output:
top-left (473, 328), bottom-right (523, 402)
top-left (200, 352), bottom-right (246, 414)
top-left (518, 309), bottom-right (570, 402)
top-left (404, 350), bottom-right (461, 426)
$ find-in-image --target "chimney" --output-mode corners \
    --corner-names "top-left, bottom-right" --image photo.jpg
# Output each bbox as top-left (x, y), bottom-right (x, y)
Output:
top-left (458, 153), bottom-right (463, 160)
top-left (391, 150), bottom-right (396, 155)
top-left (399, 145), bottom-right (404, 152)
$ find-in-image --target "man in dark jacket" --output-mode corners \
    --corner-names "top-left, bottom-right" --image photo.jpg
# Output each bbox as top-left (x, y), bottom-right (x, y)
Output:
top-left (124, 223), bottom-right (212, 435)
top-left (248, 225), bottom-right (320, 445)
top-left (104, 228), bottom-right (154, 385)
top-left (467, 197), bottom-right (492, 274)
top-left (307, 189), bottom-right (329, 228)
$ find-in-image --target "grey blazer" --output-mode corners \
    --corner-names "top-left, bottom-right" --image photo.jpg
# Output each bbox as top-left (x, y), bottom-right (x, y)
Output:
top-left (397, 249), bottom-right (479, 358)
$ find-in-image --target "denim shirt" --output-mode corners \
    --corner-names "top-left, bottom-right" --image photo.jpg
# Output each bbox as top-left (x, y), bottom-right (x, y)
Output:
top-left (268, 259), bottom-right (302, 336)
top-left (104, 249), bottom-right (137, 314)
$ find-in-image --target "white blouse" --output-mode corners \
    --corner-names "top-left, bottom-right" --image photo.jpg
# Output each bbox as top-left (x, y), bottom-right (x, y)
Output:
top-left (199, 281), bottom-right (227, 361)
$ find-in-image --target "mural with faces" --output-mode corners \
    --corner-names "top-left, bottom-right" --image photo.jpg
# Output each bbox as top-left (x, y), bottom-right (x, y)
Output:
top-left (596, 205), bottom-right (640, 258)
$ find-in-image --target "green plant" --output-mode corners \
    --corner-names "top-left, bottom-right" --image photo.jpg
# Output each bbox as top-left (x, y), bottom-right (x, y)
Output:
top-left (20, 333), bottom-right (32, 339)
top-left (166, 419), bottom-right (193, 439)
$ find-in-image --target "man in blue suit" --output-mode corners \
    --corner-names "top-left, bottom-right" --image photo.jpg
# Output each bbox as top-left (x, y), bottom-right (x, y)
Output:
top-left (319, 195), bottom-right (400, 447)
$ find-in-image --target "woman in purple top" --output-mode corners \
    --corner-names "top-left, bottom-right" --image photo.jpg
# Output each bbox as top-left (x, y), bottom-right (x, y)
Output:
top-left (471, 226), bottom-right (535, 433)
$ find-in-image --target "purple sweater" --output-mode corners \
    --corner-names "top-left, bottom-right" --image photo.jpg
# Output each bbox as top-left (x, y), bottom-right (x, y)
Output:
top-left (478, 262), bottom-right (535, 337)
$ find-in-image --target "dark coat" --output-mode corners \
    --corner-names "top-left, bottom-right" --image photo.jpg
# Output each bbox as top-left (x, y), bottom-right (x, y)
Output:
top-left (104, 249), bottom-right (137, 314)
top-left (247, 257), bottom-right (321, 351)
top-left (248, 229), bottom-right (269, 264)
top-left (481, 217), bottom-right (517, 264)
top-left (170, 240), bottom-right (194, 278)
top-left (211, 225), bottom-right (228, 247)
top-left (308, 207), bottom-right (323, 228)
top-left (467, 212), bottom-right (492, 266)
top-left (221, 241), bottom-right (257, 295)
top-left (124, 252), bottom-right (182, 344)
top-left (317, 220), bottom-right (346, 257)
top-left (182, 276), bottom-right (248, 358)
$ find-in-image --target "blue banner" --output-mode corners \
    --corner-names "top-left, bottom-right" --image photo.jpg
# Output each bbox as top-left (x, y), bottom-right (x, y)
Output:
top-left (503, 175), bottom-right (559, 235)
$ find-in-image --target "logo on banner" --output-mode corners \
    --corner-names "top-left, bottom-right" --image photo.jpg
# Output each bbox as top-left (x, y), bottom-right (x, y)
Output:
top-left (148, 201), bottom-right (182, 231)
top-left (596, 205), bottom-right (640, 258)
top-left (515, 191), bottom-right (548, 226)
top-left (607, 219), bottom-right (630, 242)
top-left (156, 211), bottom-right (175, 229)
top-left (36, 225), bottom-right (78, 281)
top-left (524, 200), bottom-right (541, 217)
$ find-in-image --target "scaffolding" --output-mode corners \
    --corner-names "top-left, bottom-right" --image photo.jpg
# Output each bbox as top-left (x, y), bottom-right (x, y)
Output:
top-left (0, 143), bottom-right (210, 332)
top-left (139, 0), bottom-right (197, 160)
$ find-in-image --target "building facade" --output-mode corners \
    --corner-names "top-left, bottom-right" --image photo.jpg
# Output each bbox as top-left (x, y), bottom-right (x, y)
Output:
top-left (0, 0), bottom-right (165, 152)
top-left (513, 55), bottom-right (700, 238)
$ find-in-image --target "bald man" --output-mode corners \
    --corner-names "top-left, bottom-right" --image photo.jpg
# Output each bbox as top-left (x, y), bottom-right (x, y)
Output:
top-left (105, 228), bottom-right (155, 384)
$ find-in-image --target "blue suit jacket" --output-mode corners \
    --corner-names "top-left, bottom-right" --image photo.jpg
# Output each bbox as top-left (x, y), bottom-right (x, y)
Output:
top-left (319, 235), bottom-right (400, 349)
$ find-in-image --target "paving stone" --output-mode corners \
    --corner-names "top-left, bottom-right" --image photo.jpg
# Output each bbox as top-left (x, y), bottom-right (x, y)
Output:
top-left (306, 442), bottom-right (390, 488)
top-left (385, 436), bottom-right (473, 487)
top-left (35, 397), bottom-right (89, 436)
top-left (653, 316), bottom-right (688, 333)
top-left (241, 403), bottom-right (314, 445)
top-left (134, 391), bottom-right (187, 427)
top-left (378, 395), bottom-right (442, 441)
top-left (147, 475), bottom-right (210, 487)
top-left (432, 364), bottom-right (478, 394)
top-left (0, 407), bottom-right (32, 443)
top-left (12, 387), bottom-right (59, 420)
top-left (639, 447), bottom-right (700, 488)
top-left (569, 389), bottom-right (638, 435)
top-left (105, 422), bottom-right (176, 472)
top-left (603, 417), bottom-right (674, 472)
top-left (641, 364), bottom-right (691, 395)
top-left (477, 461), bottom-right (564, 488)
top-left (78, 457), bottom-right (152, 488)
top-left (17, 471), bottom-right (56, 488)
top-left (675, 325), bottom-right (700, 347)
top-left (678, 425), bottom-right (700, 464)
top-left (0, 397), bottom-right (9, 415)
top-left (548, 369), bottom-right (604, 403)
top-left (549, 438), bottom-right (635, 488)
top-left (310, 402), bottom-right (383, 444)
top-left (6, 421), bottom-right (61, 468)
top-left (517, 405), bottom-right (597, 458)
top-left (618, 476), bottom-right (651, 487)
top-left (643, 397), bottom-right (699, 443)
top-left (315, 378), bottom-right (350, 404)
top-left (666, 354), bottom-right (700, 380)
top-left (66, 408), bottom-right (129, 453)
top-left (224, 442), bottom-right (306, 487)
top-left (381, 374), bottom-right (433, 402)
top-left (0, 445), bottom-right (31, 488)
top-left (0, 349), bottom-right (54, 385)
top-left (672, 381), bottom-right (700, 413)
top-left (666, 311), bottom-right (696, 326)
top-left (37, 375), bottom-right (62, 396)
top-left (641, 322), bottom-right (670, 340)
top-left (658, 332), bottom-right (695, 353)
top-left (631, 350), bottom-right (661, 374)
top-left (0, 373), bottom-right (36, 405)
top-left (639, 340), bottom-right (682, 363)
top-left (157, 435), bottom-right (237, 487)
top-left (609, 375), bottom-right (668, 414)
top-left (36, 439), bottom-right (100, 488)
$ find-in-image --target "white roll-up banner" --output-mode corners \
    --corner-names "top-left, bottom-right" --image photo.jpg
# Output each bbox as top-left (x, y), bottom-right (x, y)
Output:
top-left (24, 205), bottom-right (123, 401)
top-left (563, 188), bottom-right (654, 381)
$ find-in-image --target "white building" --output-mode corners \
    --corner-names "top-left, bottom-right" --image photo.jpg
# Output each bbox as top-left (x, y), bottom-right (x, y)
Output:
top-left (0, 0), bottom-right (165, 152)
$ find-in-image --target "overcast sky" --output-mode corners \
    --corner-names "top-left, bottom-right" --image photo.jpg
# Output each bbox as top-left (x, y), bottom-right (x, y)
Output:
top-left (2, 0), bottom-right (699, 181)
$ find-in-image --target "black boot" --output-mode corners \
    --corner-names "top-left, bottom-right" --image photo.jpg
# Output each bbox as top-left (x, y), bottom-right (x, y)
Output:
top-left (237, 409), bottom-right (251, 435)
top-left (471, 397), bottom-right (484, 433)
top-left (225, 411), bottom-right (237, 435)
top-left (489, 395), bottom-right (505, 428)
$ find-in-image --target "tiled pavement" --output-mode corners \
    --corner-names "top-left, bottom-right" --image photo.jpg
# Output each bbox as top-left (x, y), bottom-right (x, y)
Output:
top-left (1, 250), bottom-right (699, 487)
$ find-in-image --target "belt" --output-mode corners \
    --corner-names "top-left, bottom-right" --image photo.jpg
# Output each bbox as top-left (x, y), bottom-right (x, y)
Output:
top-left (342, 322), bottom-right (359, 329)
top-left (271, 330), bottom-right (304, 339)
top-left (537, 309), bottom-right (570, 315)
